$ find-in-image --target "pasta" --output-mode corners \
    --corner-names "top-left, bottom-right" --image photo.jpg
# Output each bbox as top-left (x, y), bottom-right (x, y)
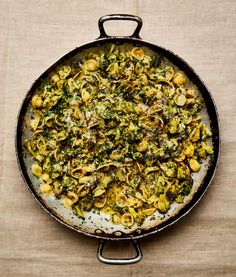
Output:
top-left (25, 45), bottom-right (214, 227)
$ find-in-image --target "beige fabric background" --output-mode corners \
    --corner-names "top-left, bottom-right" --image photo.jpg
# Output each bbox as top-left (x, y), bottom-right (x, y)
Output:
top-left (0, 0), bottom-right (236, 276)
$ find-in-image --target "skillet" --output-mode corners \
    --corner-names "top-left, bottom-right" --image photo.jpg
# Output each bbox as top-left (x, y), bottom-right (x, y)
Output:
top-left (16, 14), bottom-right (220, 264)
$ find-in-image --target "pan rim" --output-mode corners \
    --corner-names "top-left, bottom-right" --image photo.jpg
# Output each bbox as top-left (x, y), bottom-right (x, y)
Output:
top-left (15, 36), bottom-right (220, 240)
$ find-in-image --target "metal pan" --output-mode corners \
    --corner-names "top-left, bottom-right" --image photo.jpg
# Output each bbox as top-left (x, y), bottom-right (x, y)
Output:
top-left (16, 14), bottom-right (220, 265)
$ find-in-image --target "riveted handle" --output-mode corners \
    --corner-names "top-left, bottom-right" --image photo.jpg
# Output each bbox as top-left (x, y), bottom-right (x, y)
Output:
top-left (97, 239), bottom-right (142, 265)
top-left (98, 14), bottom-right (143, 39)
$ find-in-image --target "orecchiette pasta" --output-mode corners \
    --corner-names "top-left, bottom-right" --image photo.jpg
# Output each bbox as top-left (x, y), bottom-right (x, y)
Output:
top-left (26, 44), bottom-right (214, 227)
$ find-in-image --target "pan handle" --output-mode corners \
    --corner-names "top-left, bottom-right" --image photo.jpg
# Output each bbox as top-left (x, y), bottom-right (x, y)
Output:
top-left (97, 239), bottom-right (142, 265)
top-left (98, 14), bottom-right (143, 39)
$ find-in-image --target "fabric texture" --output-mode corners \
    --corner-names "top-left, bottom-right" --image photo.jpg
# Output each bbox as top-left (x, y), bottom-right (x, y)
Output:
top-left (0, 0), bottom-right (235, 276)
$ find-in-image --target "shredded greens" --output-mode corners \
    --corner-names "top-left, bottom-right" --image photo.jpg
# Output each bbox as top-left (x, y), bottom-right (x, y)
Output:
top-left (26, 44), bottom-right (213, 227)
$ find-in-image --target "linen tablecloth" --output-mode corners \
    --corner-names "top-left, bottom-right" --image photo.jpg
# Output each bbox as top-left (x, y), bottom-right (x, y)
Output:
top-left (0, 0), bottom-right (235, 276)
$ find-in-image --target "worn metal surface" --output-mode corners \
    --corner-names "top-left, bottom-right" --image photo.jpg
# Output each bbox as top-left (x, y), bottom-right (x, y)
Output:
top-left (16, 16), bottom-right (220, 242)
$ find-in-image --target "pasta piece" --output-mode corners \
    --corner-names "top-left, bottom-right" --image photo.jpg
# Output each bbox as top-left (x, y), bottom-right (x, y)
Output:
top-left (30, 117), bottom-right (40, 131)
top-left (116, 193), bottom-right (128, 208)
top-left (82, 164), bottom-right (95, 174)
top-left (173, 72), bottom-right (185, 85)
top-left (189, 158), bottom-right (201, 172)
top-left (165, 66), bottom-right (174, 81)
top-left (174, 153), bottom-right (186, 162)
top-left (174, 94), bottom-right (186, 106)
top-left (41, 183), bottom-right (52, 195)
top-left (58, 66), bottom-right (71, 79)
top-left (177, 164), bottom-right (190, 179)
top-left (84, 59), bottom-right (99, 71)
top-left (62, 197), bottom-right (74, 208)
top-left (74, 206), bottom-right (84, 218)
top-left (131, 47), bottom-right (144, 60)
top-left (136, 138), bottom-right (148, 152)
top-left (121, 213), bottom-right (134, 227)
top-left (81, 89), bottom-right (91, 104)
top-left (51, 73), bottom-right (60, 83)
top-left (184, 142), bottom-right (195, 157)
top-left (201, 142), bottom-right (214, 154)
top-left (41, 173), bottom-right (52, 184)
top-left (53, 181), bottom-right (62, 195)
top-left (68, 191), bottom-right (79, 204)
top-left (154, 195), bottom-right (170, 214)
top-left (93, 188), bottom-right (106, 197)
top-left (190, 127), bottom-right (200, 142)
top-left (77, 185), bottom-right (89, 197)
top-left (45, 115), bottom-right (55, 127)
top-left (31, 95), bottom-right (43, 109)
top-left (32, 163), bottom-right (42, 177)
top-left (111, 213), bottom-right (121, 225)
top-left (94, 195), bottom-right (107, 208)
top-left (142, 208), bottom-right (156, 216)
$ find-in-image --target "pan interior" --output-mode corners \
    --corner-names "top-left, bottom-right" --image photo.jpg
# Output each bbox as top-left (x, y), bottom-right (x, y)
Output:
top-left (19, 40), bottom-right (216, 238)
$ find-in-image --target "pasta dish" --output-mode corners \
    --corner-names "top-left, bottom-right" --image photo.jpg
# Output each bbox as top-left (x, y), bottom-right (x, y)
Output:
top-left (25, 45), bottom-right (214, 228)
